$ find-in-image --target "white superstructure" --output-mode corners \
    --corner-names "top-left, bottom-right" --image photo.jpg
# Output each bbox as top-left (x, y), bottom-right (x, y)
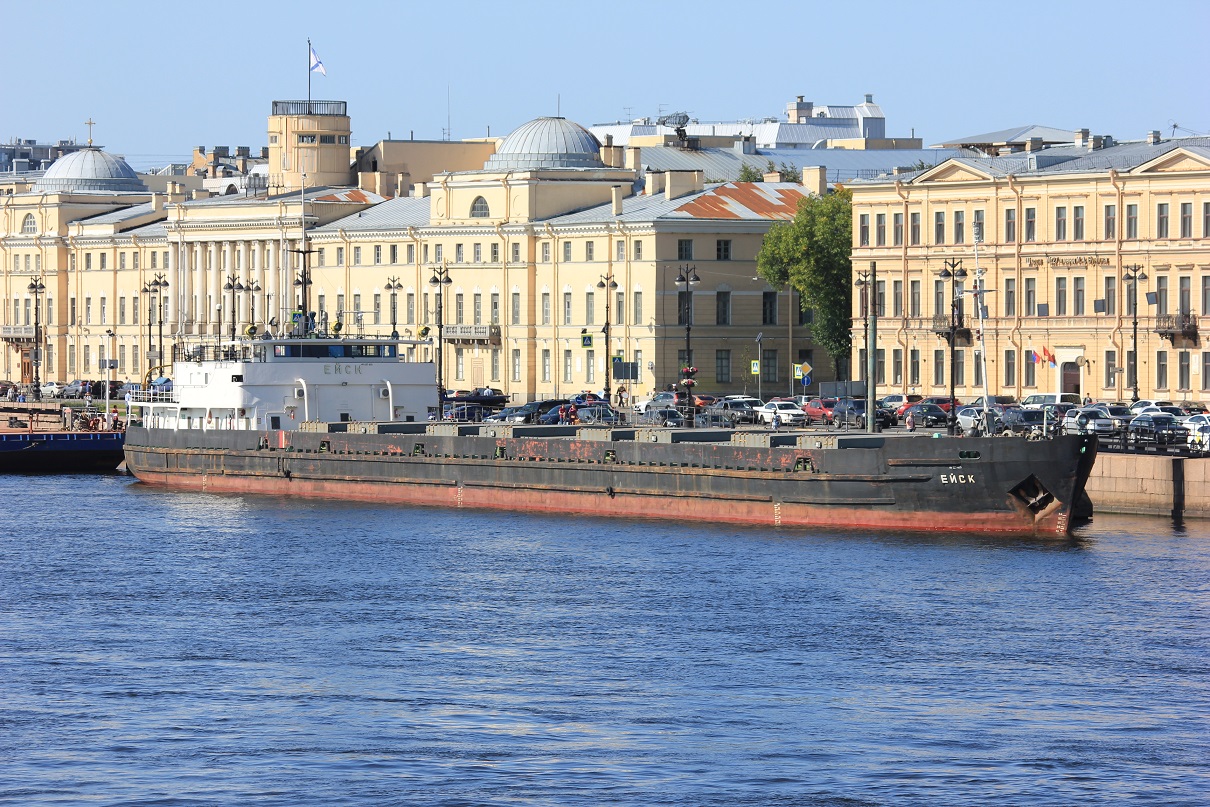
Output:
top-left (135, 336), bottom-right (438, 431)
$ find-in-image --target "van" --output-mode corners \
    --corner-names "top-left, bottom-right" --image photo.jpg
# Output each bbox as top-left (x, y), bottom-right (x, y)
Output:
top-left (1020, 393), bottom-right (1080, 409)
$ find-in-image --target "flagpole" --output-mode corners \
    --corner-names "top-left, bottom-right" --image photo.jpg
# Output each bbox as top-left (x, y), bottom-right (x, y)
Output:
top-left (307, 38), bottom-right (311, 106)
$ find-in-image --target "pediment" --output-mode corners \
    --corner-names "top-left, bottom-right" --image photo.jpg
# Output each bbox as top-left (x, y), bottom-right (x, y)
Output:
top-left (915, 161), bottom-right (995, 183)
top-left (1132, 148), bottom-right (1210, 175)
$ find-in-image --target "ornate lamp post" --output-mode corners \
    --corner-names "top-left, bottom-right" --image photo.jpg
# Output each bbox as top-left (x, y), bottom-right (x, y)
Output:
top-left (1123, 264), bottom-right (1148, 403)
top-left (938, 259), bottom-right (968, 435)
top-left (293, 270), bottom-right (313, 335)
top-left (676, 264), bottom-right (700, 424)
top-left (428, 265), bottom-right (452, 403)
top-left (142, 273), bottom-right (169, 382)
top-left (27, 278), bottom-right (45, 401)
top-left (246, 279), bottom-right (261, 333)
top-left (597, 272), bottom-right (618, 404)
top-left (223, 274), bottom-right (243, 341)
top-left (386, 276), bottom-right (403, 338)
top-left (854, 261), bottom-right (878, 433)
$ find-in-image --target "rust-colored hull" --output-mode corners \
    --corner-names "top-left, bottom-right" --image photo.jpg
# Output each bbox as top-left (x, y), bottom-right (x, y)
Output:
top-left (124, 426), bottom-right (1098, 537)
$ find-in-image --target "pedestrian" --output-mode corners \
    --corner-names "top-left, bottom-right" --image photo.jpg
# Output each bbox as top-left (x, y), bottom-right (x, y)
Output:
top-left (905, 410), bottom-right (916, 432)
top-left (568, 404), bottom-right (578, 424)
top-left (1083, 394), bottom-right (1093, 406)
top-left (771, 411), bottom-right (781, 431)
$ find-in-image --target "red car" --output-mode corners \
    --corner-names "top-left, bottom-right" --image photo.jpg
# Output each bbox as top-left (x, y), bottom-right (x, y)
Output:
top-left (802, 398), bottom-right (837, 425)
top-left (922, 395), bottom-right (962, 413)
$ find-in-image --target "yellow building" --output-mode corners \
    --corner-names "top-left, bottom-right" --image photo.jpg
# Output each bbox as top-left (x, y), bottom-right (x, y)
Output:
top-left (848, 130), bottom-right (1210, 405)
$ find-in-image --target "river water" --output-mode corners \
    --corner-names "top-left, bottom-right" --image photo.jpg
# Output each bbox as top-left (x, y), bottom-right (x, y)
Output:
top-left (1, 473), bottom-right (1207, 806)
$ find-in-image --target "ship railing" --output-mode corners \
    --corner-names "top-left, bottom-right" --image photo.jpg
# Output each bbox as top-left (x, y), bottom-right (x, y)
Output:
top-left (126, 389), bottom-right (177, 403)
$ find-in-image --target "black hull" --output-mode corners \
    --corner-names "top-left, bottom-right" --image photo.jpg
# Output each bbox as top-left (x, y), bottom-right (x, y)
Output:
top-left (123, 426), bottom-right (1097, 536)
top-left (0, 432), bottom-right (126, 473)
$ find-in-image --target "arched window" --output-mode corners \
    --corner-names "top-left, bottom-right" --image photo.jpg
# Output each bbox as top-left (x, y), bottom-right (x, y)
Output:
top-left (21, 213), bottom-right (36, 234)
top-left (470, 197), bottom-right (490, 218)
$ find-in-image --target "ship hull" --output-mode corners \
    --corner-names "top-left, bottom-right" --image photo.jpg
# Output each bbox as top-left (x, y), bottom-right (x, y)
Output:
top-left (123, 426), bottom-right (1097, 537)
top-left (0, 432), bottom-right (126, 473)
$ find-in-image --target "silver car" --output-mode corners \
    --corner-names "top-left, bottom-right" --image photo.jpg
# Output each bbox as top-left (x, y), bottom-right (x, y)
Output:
top-left (1061, 407), bottom-right (1116, 436)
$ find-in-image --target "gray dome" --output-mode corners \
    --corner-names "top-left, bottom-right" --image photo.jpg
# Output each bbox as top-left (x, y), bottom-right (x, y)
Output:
top-left (485, 117), bottom-right (603, 170)
top-left (33, 148), bottom-right (146, 193)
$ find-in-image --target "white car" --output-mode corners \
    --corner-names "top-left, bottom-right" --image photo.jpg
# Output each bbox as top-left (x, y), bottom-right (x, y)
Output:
top-left (1060, 407), bottom-right (1116, 436)
top-left (1188, 423), bottom-right (1210, 452)
top-left (633, 391), bottom-right (681, 414)
top-left (39, 381), bottom-right (64, 398)
top-left (756, 400), bottom-right (806, 426)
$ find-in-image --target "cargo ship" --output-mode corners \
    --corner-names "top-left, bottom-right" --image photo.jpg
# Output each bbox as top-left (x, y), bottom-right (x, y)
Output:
top-left (123, 335), bottom-right (1097, 537)
top-left (1, 430), bottom-right (126, 473)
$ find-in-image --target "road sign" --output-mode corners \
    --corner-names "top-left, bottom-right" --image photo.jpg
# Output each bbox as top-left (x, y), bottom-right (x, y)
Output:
top-left (801, 374), bottom-right (812, 386)
top-left (801, 361), bottom-right (813, 376)
top-left (581, 333), bottom-right (593, 348)
top-left (750, 360), bottom-right (760, 375)
top-left (794, 365), bottom-right (803, 379)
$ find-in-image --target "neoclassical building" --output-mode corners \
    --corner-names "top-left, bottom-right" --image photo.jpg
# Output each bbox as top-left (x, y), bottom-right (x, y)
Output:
top-left (1, 105), bottom-right (827, 404)
top-left (848, 131), bottom-right (1210, 404)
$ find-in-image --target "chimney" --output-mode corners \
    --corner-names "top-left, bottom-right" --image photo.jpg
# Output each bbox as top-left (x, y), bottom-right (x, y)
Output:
top-left (1147, 130), bottom-right (1162, 145)
top-left (646, 171), bottom-right (666, 196)
top-left (413, 182), bottom-right (430, 198)
top-left (762, 171), bottom-right (781, 183)
top-left (1090, 135), bottom-right (1104, 151)
top-left (612, 186), bottom-right (624, 216)
top-left (191, 188), bottom-right (213, 200)
top-left (261, 146), bottom-right (269, 159)
top-left (236, 146), bottom-right (250, 158)
top-left (801, 166), bottom-right (827, 196)
top-left (1026, 137), bottom-right (1045, 153)
top-left (624, 145), bottom-right (641, 170)
top-left (864, 93), bottom-right (874, 104)
top-left (151, 193), bottom-right (163, 213)
top-left (1074, 128), bottom-right (1090, 148)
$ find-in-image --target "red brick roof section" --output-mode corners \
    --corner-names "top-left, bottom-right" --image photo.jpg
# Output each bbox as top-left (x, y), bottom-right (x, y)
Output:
top-left (674, 182), bottom-right (808, 220)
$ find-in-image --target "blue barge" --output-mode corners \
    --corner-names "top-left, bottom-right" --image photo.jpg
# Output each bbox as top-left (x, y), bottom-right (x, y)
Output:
top-left (0, 431), bottom-right (126, 473)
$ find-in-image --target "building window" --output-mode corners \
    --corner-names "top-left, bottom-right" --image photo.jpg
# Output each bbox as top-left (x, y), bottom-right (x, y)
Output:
top-left (472, 243), bottom-right (481, 263)
top-left (1055, 278), bottom-right (1067, 316)
top-left (1055, 206), bottom-right (1067, 241)
top-left (1024, 278), bottom-right (1037, 316)
top-left (21, 213), bottom-right (35, 234)
top-left (1024, 350), bottom-right (1036, 387)
top-left (1025, 208), bottom-right (1036, 242)
top-left (910, 212), bottom-right (920, 245)
top-left (585, 241), bottom-right (594, 261)
top-left (892, 280), bottom-right (903, 317)
top-left (933, 349), bottom-right (945, 386)
top-left (892, 348), bottom-right (903, 385)
top-left (716, 239), bottom-right (731, 261)
top-left (1104, 204), bottom-right (1116, 240)
top-left (1074, 206), bottom-right (1085, 240)
top-left (373, 245), bottom-right (381, 265)
top-left (934, 211), bottom-right (945, 244)
top-left (1126, 204), bottom-right (1138, 239)
top-left (406, 244), bottom-right (415, 264)
top-left (634, 241), bottom-right (643, 260)
top-left (541, 292), bottom-right (551, 325)
top-left (1157, 350), bottom-right (1168, 389)
top-left (875, 213), bottom-right (886, 247)
top-left (373, 293), bottom-right (381, 325)
top-left (1204, 202), bottom-right (1210, 238)
top-left (761, 350), bottom-right (777, 383)
top-left (953, 210), bottom-right (965, 244)
top-left (1105, 276), bottom-right (1117, 316)
top-left (585, 350), bottom-right (595, 383)
top-left (563, 349), bottom-right (572, 383)
top-left (678, 291), bottom-right (692, 326)
top-left (909, 349), bottom-right (920, 386)
top-left (1180, 202), bottom-right (1193, 238)
top-left (1126, 350), bottom-right (1136, 391)
top-left (512, 349), bottom-right (522, 382)
top-left (616, 241), bottom-right (625, 262)
top-left (511, 292), bottom-right (521, 325)
top-left (715, 349), bottom-right (731, 383)
top-left (490, 293), bottom-right (500, 325)
top-left (633, 291), bottom-right (643, 324)
top-left (1004, 278), bottom-right (1016, 316)
top-left (1156, 276), bottom-right (1169, 316)
top-left (472, 293), bottom-right (481, 325)
top-left (1004, 349), bottom-right (1017, 387)
top-left (1073, 276), bottom-right (1086, 315)
top-left (542, 349), bottom-right (551, 383)
top-left (905, 280), bottom-right (919, 318)
top-left (455, 244), bottom-right (464, 263)
top-left (406, 293), bottom-right (415, 324)
top-left (337, 247), bottom-right (346, 266)
top-left (678, 239), bottom-right (693, 260)
top-left (454, 348), bottom-right (464, 380)
top-left (716, 291), bottom-right (730, 325)
top-left (391, 245), bottom-right (398, 264)
top-left (119, 252), bottom-right (126, 270)
top-left (100, 254), bottom-right (106, 270)
top-left (512, 243), bottom-right (520, 263)
top-left (584, 291), bottom-right (595, 326)
top-left (119, 297), bottom-right (126, 325)
top-left (1157, 203), bottom-right (1169, 239)
top-left (893, 212), bottom-right (903, 246)
top-left (563, 292), bottom-right (572, 325)
top-left (859, 214), bottom-right (870, 247)
top-left (352, 246), bottom-right (361, 265)
top-left (615, 291), bottom-right (624, 325)
top-left (1105, 350), bottom-right (1117, 389)
top-left (470, 196), bottom-right (490, 218)
top-left (562, 241), bottom-right (571, 262)
top-left (1180, 275), bottom-right (1192, 315)
top-left (541, 243), bottom-right (550, 262)
top-left (490, 348), bottom-right (500, 381)
top-left (762, 291), bottom-right (777, 325)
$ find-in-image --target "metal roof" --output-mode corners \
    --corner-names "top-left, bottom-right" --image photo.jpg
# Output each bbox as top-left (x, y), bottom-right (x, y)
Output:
top-left (932, 124), bottom-right (1077, 149)
top-left (485, 117), bottom-right (603, 170)
top-left (314, 196), bottom-right (431, 232)
top-left (638, 145), bottom-right (973, 184)
top-left (546, 182), bottom-right (808, 225)
top-left (78, 202), bottom-right (155, 225)
top-left (32, 147), bottom-right (146, 194)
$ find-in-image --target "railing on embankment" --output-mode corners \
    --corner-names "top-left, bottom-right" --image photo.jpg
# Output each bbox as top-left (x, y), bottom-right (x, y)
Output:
top-left (1086, 452), bottom-right (1205, 520)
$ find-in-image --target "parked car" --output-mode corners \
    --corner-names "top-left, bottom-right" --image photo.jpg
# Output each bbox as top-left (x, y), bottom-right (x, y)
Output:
top-left (634, 391), bottom-right (684, 414)
top-left (756, 400), bottom-right (807, 426)
top-left (955, 406), bottom-right (1003, 433)
top-left (880, 393), bottom-right (922, 412)
top-left (802, 398), bottom-right (837, 425)
top-left (966, 395), bottom-right (1018, 409)
top-left (1021, 393), bottom-right (1081, 409)
top-left (39, 381), bottom-right (65, 398)
top-left (60, 379), bottom-right (93, 399)
top-left (1178, 401), bottom-right (1209, 415)
top-left (1060, 407), bottom-right (1116, 437)
top-left (705, 398), bottom-right (761, 424)
top-left (483, 406), bottom-right (523, 423)
top-left (1087, 404), bottom-right (1134, 433)
top-left (921, 395), bottom-right (962, 412)
top-left (998, 407), bottom-right (1048, 436)
top-left (639, 407), bottom-right (685, 427)
top-left (575, 404), bottom-right (620, 424)
top-left (691, 393), bottom-right (719, 408)
top-left (1187, 423), bottom-right (1210, 452)
top-left (1129, 399), bottom-right (1175, 413)
top-left (443, 403), bottom-right (489, 421)
top-left (512, 399), bottom-right (569, 424)
top-left (1127, 413), bottom-right (1187, 446)
top-left (903, 403), bottom-right (949, 429)
top-left (116, 382), bottom-right (144, 397)
top-left (694, 409), bottom-right (734, 428)
top-left (833, 398), bottom-right (895, 429)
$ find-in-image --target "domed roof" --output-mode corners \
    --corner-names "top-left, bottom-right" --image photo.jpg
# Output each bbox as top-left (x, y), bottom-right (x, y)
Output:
top-left (33, 148), bottom-right (146, 194)
top-left (485, 117), bottom-right (603, 170)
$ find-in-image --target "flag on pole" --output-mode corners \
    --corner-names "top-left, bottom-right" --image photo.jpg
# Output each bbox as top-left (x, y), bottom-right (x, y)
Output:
top-left (309, 45), bottom-right (326, 76)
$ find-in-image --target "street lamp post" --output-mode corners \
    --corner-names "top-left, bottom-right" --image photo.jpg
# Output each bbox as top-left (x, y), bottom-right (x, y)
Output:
top-left (246, 279), bottom-right (261, 333)
top-left (27, 278), bottom-right (45, 401)
top-left (386, 276), bottom-right (403, 339)
top-left (104, 329), bottom-right (115, 427)
top-left (429, 265), bottom-right (452, 403)
top-left (854, 261), bottom-right (878, 433)
top-left (142, 273), bottom-right (169, 383)
top-left (293, 271), bottom-right (313, 335)
top-left (1123, 264), bottom-right (1148, 403)
top-left (223, 274), bottom-right (243, 341)
top-left (676, 264), bottom-right (700, 424)
top-left (938, 258), bottom-right (968, 435)
top-left (597, 272), bottom-right (618, 405)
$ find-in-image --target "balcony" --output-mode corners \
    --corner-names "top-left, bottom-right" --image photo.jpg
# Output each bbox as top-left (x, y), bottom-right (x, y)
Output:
top-left (443, 324), bottom-right (502, 344)
top-left (271, 100), bottom-right (347, 117)
top-left (0, 325), bottom-right (35, 343)
top-left (930, 315), bottom-right (973, 347)
top-left (1154, 312), bottom-right (1199, 345)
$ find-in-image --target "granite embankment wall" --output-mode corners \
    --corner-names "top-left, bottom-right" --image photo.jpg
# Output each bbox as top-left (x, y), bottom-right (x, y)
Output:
top-left (1086, 452), bottom-right (1208, 518)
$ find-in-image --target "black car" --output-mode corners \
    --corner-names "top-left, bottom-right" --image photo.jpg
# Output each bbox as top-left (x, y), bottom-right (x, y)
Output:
top-left (902, 402), bottom-right (948, 428)
top-left (511, 399), bottom-right (569, 424)
top-left (998, 407), bottom-right (1047, 436)
top-left (832, 398), bottom-right (895, 429)
top-left (1127, 413), bottom-right (1187, 446)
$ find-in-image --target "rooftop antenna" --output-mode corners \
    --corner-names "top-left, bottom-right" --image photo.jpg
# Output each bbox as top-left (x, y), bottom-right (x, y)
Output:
top-left (557, 93), bottom-right (561, 118)
top-left (446, 85), bottom-right (451, 141)
top-left (84, 117), bottom-right (95, 147)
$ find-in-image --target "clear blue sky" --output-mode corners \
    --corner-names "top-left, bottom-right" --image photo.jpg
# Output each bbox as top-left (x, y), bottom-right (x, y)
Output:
top-left (5, 0), bottom-right (1208, 171)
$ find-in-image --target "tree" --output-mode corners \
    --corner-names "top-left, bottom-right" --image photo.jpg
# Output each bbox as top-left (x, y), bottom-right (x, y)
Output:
top-left (777, 161), bottom-right (802, 183)
top-left (755, 187), bottom-right (854, 378)
top-left (737, 162), bottom-right (763, 182)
